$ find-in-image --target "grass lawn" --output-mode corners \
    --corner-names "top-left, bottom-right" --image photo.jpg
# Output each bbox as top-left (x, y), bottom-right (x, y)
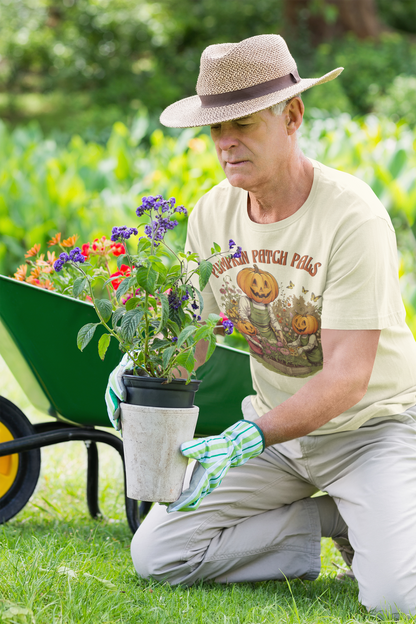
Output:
top-left (0, 355), bottom-right (411, 623)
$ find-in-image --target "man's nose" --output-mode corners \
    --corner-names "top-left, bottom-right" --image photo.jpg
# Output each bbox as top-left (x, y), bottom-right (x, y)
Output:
top-left (217, 128), bottom-right (239, 151)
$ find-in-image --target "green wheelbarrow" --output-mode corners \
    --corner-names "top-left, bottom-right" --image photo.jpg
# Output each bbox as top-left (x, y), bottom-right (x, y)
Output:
top-left (0, 274), bottom-right (254, 532)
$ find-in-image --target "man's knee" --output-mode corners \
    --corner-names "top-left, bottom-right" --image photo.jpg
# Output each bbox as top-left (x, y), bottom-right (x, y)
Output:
top-left (130, 521), bottom-right (194, 586)
top-left (361, 581), bottom-right (416, 619)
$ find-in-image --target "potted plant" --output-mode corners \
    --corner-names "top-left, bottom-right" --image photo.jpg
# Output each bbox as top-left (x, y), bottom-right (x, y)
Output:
top-left (49, 195), bottom-right (240, 501)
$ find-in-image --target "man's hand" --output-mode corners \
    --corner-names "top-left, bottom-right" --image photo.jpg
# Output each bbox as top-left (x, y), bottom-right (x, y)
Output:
top-left (105, 353), bottom-right (134, 430)
top-left (167, 420), bottom-right (265, 513)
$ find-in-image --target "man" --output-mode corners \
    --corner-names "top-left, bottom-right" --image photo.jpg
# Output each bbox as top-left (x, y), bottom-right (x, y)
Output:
top-left (128, 35), bottom-right (416, 616)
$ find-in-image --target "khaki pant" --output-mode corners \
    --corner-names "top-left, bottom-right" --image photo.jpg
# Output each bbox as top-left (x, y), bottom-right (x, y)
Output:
top-left (131, 400), bottom-right (416, 617)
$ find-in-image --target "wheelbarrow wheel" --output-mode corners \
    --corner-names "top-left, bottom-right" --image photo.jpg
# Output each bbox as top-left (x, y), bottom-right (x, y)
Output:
top-left (0, 396), bottom-right (41, 523)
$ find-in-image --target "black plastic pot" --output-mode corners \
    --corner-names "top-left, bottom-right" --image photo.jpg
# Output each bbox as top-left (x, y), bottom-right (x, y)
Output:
top-left (122, 375), bottom-right (201, 409)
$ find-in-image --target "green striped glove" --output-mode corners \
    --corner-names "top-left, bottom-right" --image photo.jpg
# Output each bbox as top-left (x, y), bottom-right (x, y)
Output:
top-left (105, 353), bottom-right (133, 431)
top-left (167, 420), bottom-right (265, 513)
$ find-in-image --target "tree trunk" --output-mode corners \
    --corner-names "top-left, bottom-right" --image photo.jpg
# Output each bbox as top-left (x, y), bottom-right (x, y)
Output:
top-left (284, 0), bottom-right (385, 44)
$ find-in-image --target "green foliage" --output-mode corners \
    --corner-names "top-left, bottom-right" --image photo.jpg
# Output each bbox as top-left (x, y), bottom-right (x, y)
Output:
top-left (0, 116), bottom-right (223, 276)
top-left (374, 76), bottom-right (416, 128)
top-left (1, 0), bottom-right (415, 134)
top-left (376, 0), bottom-right (416, 34)
top-left (302, 33), bottom-right (416, 119)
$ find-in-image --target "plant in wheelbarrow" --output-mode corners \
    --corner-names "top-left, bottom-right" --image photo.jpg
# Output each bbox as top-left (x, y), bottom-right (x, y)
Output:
top-left (53, 195), bottom-right (240, 503)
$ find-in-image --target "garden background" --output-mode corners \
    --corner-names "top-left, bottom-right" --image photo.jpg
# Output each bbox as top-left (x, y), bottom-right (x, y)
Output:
top-left (1, 1), bottom-right (416, 622)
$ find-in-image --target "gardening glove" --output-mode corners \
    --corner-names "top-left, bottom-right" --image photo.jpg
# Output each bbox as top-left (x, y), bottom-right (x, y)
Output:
top-left (105, 352), bottom-right (134, 431)
top-left (167, 420), bottom-right (265, 513)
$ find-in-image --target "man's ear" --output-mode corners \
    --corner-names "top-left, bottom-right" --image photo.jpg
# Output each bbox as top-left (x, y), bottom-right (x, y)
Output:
top-left (286, 97), bottom-right (304, 133)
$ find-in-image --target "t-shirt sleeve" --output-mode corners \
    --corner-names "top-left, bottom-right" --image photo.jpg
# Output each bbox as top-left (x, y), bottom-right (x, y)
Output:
top-left (321, 217), bottom-right (405, 330)
top-left (185, 208), bottom-right (221, 321)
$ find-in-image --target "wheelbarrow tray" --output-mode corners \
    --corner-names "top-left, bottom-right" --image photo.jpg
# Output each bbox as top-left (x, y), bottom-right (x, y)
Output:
top-left (0, 275), bottom-right (253, 434)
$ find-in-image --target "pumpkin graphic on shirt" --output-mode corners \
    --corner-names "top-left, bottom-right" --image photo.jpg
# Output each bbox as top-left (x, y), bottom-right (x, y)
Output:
top-left (219, 267), bottom-right (324, 378)
top-left (236, 264), bottom-right (287, 348)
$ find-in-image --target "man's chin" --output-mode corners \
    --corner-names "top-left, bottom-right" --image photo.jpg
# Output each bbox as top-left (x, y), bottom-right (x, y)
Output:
top-left (225, 174), bottom-right (251, 191)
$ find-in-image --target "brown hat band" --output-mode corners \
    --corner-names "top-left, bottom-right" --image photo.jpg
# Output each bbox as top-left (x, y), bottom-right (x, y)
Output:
top-left (199, 69), bottom-right (301, 109)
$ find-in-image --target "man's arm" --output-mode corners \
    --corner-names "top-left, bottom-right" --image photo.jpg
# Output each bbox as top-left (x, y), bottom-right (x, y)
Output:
top-left (256, 328), bottom-right (381, 446)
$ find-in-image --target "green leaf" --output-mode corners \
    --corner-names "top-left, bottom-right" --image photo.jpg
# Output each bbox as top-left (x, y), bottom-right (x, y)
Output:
top-left (102, 274), bottom-right (122, 288)
top-left (135, 265), bottom-right (157, 294)
top-left (175, 349), bottom-right (196, 375)
top-left (137, 237), bottom-right (151, 253)
top-left (125, 296), bottom-right (141, 311)
top-left (95, 298), bottom-right (113, 323)
top-left (151, 338), bottom-right (173, 350)
top-left (194, 287), bottom-right (204, 315)
top-left (116, 254), bottom-right (131, 269)
top-left (186, 252), bottom-right (199, 263)
top-left (167, 265), bottom-right (181, 280)
top-left (112, 307), bottom-right (125, 326)
top-left (205, 333), bottom-right (217, 362)
top-left (213, 242), bottom-right (221, 253)
top-left (73, 276), bottom-right (88, 298)
top-left (120, 308), bottom-right (144, 342)
top-left (98, 334), bottom-right (111, 360)
top-left (147, 256), bottom-right (166, 274)
top-left (115, 276), bottom-right (133, 301)
top-left (162, 345), bottom-right (176, 369)
top-left (195, 325), bottom-right (211, 342)
top-left (177, 325), bottom-right (197, 348)
top-left (199, 260), bottom-right (213, 291)
top-left (77, 323), bottom-right (99, 351)
top-left (207, 313), bottom-right (221, 325)
top-left (158, 292), bottom-right (169, 332)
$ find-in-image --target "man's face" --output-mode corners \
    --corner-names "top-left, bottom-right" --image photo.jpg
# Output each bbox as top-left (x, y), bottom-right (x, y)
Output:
top-left (210, 108), bottom-right (290, 193)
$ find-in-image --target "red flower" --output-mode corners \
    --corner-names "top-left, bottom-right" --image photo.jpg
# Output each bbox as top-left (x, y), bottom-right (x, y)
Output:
top-left (111, 264), bottom-right (131, 290)
top-left (81, 243), bottom-right (90, 260)
top-left (111, 242), bottom-right (126, 257)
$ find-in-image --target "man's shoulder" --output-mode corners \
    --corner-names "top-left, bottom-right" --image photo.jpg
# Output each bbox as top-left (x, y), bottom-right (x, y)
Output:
top-left (312, 159), bottom-right (393, 225)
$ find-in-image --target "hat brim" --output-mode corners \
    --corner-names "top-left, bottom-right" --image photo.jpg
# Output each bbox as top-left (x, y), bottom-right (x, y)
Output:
top-left (160, 67), bottom-right (343, 128)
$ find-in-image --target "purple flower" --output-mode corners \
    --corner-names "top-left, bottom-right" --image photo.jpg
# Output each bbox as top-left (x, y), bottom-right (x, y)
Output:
top-left (171, 336), bottom-right (178, 342)
top-left (229, 239), bottom-right (236, 249)
top-left (136, 195), bottom-right (186, 245)
top-left (53, 252), bottom-right (69, 272)
top-left (69, 247), bottom-right (86, 263)
top-left (222, 319), bottom-right (234, 335)
top-left (111, 226), bottom-right (138, 242)
top-left (232, 246), bottom-right (242, 259)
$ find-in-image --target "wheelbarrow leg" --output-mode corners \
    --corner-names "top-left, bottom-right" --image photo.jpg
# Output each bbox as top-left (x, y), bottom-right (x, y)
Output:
top-left (139, 501), bottom-right (152, 517)
top-left (85, 441), bottom-right (102, 519)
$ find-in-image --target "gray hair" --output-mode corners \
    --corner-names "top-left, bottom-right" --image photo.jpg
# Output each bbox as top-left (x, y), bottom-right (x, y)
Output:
top-left (269, 94), bottom-right (302, 116)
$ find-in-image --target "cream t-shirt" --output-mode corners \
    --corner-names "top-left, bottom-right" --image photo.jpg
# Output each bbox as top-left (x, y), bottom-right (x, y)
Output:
top-left (186, 159), bottom-right (416, 434)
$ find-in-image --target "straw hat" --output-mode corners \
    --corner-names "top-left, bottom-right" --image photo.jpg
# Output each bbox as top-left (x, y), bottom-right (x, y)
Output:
top-left (160, 34), bottom-right (343, 128)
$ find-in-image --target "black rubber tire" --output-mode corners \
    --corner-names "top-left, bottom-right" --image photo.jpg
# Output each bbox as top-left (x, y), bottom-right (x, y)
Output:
top-left (0, 396), bottom-right (41, 523)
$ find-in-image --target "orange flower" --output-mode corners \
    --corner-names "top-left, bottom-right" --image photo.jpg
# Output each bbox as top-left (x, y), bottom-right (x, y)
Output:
top-left (48, 233), bottom-right (61, 247)
top-left (25, 244), bottom-right (41, 258)
top-left (47, 251), bottom-right (56, 265)
top-left (14, 264), bottom-right (28, 281)
top-left (62, 234), bottom-right (79, 248)
top-left (30, 266), bottom-right (42, 279)
top-left (26, 276), bottom-right (41, 286)
top-left (39, 279), bottom-right (54, 291)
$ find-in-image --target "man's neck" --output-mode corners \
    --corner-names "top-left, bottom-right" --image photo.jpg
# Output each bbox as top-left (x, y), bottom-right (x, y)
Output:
top-left (247, 155), bottom-right (314, 224)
